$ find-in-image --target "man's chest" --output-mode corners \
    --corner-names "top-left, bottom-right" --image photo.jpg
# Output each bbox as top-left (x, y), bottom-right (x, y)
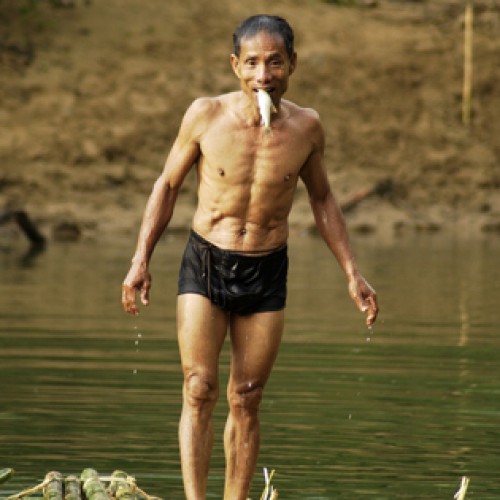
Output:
top-left (199, 122), bottom-right (312, 176)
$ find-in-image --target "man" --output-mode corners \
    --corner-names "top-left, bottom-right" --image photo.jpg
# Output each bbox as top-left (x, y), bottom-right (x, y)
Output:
top-left (122, 14), bottom-right (378, 500)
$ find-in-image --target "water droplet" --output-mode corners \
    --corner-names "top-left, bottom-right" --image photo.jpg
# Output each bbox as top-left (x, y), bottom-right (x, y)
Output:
top-left (366, 324), bottom-right (373, 342)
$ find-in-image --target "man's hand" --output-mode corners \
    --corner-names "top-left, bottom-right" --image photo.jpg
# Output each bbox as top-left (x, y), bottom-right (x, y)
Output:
top-left (348, 273), bottom-right (379, 327)
top-left (122, 262), bottom-right (152, 315)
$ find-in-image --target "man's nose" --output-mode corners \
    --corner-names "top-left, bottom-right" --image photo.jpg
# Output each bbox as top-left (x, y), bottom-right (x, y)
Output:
top-left (256, 63), bottom-right (271, 83)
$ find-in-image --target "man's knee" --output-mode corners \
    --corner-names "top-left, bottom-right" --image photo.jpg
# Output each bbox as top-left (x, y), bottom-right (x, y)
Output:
top-left (183, 372), bottom-right (219, 410)
top-left (228, 382), bottom-right (264, 414)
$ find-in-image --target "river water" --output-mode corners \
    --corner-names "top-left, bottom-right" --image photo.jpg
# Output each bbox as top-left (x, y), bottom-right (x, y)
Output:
top-left (1, 231), bottom-right (499, 499)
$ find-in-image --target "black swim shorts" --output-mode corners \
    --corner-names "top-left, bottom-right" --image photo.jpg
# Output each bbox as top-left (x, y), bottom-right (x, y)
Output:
top-left (178, 230), bottom-right (288, 315)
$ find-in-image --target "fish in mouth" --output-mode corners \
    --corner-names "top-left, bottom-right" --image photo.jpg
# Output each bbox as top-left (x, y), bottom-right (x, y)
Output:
top-left (256, 88), bottom-right (277, 132)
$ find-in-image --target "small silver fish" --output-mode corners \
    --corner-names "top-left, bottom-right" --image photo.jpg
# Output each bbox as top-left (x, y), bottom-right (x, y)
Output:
top-left (257, 89), bottom-right (277, 132)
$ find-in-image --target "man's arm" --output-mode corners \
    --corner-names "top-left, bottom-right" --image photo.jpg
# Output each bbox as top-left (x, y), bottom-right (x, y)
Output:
top-left (122, 99), bottom-right (209, 315)
top-left (300, 117), bottom-right (378, 326)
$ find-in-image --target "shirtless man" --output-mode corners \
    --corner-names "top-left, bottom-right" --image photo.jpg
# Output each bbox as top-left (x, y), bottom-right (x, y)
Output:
top-left (122, 15), bottom-right (378, 500)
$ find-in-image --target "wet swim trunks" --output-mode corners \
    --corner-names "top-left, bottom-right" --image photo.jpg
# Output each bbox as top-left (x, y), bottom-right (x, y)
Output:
top-left (178, 230), bottom-right (288, 315)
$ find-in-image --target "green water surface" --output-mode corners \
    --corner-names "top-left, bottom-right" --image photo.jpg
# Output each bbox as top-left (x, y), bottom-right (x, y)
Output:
top-left (1, 232), bottom-right (499, 499)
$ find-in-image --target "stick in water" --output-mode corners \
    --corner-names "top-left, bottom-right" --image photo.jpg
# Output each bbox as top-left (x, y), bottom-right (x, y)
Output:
top-left (454, 476), bottom-right (470, 500)
top-left (260, 467), bottom-right (277, 500)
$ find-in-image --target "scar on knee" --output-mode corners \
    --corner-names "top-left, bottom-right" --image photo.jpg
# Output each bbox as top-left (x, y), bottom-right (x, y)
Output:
top-left (229, 382), bottom-right (263, 410)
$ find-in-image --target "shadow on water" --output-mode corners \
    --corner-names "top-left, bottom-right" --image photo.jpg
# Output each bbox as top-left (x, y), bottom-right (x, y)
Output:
top-left (1, 231), bottom-right (500, 499)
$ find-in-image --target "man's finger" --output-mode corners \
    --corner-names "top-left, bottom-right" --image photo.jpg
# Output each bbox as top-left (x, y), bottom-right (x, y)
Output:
top-left (122, 284), bottom-right (139, 315)
top-left (365, 295), bottom-right (378, 326)
top-left (349, 284), bottom-right (365, 312)
top-left (140, 283), bottom-right (150, 306)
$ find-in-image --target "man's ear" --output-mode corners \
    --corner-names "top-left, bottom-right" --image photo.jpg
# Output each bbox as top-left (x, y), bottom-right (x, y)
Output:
top-left (289, 52), bottom-right (297, 76)
top-left (230, 53), bottom-right (241, 78)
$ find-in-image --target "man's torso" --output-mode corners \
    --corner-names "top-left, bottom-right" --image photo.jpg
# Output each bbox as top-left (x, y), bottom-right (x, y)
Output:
top-left (191, 92), bottom-right (320, 252)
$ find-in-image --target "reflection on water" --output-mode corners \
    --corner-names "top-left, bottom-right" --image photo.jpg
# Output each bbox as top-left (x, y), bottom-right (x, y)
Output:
top-left (1, 232), bottom-right (500, 499)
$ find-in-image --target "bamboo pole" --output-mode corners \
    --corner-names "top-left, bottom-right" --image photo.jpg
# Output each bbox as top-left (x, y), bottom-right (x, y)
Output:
top-left (64, 475), bottom-right (82, 500)
top-left (462, 0), bottom-right (474, 126)
top-left (107, 470), bottom-right (127, 497)
top-left (81, 469), bottom-right (109, 500)
top-left (43, 471), bottom-right (63, 500)
top-left (106, 471), bottom-right (162, 500)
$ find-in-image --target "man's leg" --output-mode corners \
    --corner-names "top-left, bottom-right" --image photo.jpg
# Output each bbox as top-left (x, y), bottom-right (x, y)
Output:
top-left (223, 310), bottom-right (285, 500)
top-left (177, 293), bottom-right (229, 500)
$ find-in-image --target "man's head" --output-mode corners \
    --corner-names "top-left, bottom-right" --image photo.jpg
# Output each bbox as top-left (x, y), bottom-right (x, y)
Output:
top-left (233, 15), bottom-right (295, 60)
top-left (231, 15), bottom-right (297, 107)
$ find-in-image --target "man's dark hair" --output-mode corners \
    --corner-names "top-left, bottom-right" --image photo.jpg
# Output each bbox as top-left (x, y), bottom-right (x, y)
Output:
top-left (233, 15), bottom-right (295, 59)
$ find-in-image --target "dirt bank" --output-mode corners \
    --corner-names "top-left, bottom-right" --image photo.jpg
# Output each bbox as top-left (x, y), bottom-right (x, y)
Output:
top-left (1, 0), bottom-right (499, 242)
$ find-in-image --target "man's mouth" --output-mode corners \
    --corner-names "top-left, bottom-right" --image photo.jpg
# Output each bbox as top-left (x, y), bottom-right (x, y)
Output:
top-left (253, 88), bottom-right (274, 94)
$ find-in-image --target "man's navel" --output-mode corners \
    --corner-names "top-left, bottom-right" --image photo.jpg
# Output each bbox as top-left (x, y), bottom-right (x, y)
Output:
top-left (211, 210), bottom-right (224, 223)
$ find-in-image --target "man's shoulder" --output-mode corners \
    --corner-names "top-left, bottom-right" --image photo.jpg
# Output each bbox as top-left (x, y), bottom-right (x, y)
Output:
top-left (284, 99), bottom-right (321, 123)
top-left (180, 94), bottom-right (232, 139)
top-left (187, 93), bottom-right (237, 118)
top-left (186, 95), bottom-right (221, 119)
top-left (283, 100), bottom-right (323, 142)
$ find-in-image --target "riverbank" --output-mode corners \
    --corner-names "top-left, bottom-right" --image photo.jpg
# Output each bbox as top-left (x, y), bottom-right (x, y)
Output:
top-left (1, 0), bottom-right (499, 241)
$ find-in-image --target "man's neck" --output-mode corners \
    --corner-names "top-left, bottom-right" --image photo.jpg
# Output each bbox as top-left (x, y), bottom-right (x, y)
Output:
top-left (236, 91), bottom-right (281, 128)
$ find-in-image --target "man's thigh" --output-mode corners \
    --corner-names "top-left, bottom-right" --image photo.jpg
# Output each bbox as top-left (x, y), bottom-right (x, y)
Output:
top-left (228, 310), bottom-right (285, 388)
top-left (177, 293), bottom-right (229, 380)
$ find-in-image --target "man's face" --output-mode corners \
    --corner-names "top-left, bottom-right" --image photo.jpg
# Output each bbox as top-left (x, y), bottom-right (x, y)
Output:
top-left (231, 30), bottom-right (297, 107)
